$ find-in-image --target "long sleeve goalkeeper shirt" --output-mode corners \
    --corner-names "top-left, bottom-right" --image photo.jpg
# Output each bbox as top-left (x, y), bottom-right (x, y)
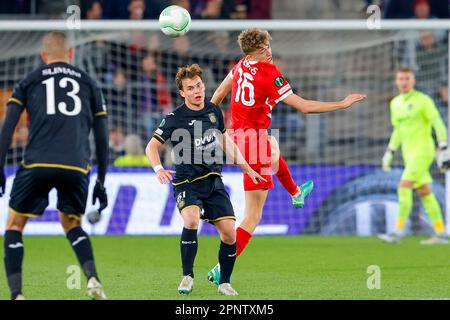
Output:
top-left (388, 89), bottom-right (447, 161)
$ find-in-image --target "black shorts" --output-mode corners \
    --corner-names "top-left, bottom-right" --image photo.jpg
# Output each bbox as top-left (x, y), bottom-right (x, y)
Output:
top-left (9, 166), bottom-right (89, 217)
top-left (174, 175), bottom-right (235, 223)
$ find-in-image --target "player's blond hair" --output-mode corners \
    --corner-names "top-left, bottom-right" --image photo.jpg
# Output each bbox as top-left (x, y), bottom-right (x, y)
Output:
top-left (396, 67), bottom-right (415, 75)
top-left (42, 31), bottom-right (71, 59)
top-left (237, 28), bottom-right (272, 55)
top-left (175, 64), bottom-right (203, 90)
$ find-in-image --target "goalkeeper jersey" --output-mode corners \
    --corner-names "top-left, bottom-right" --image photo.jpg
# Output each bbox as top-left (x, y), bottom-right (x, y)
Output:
top-left (388, 89), bottom-right (447, 160)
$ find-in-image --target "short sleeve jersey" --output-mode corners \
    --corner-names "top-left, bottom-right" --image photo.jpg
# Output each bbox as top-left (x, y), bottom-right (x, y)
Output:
top-left (152, 101), bottom-right (226, 185)
top-left (229, 57), bottom-right (293, 132)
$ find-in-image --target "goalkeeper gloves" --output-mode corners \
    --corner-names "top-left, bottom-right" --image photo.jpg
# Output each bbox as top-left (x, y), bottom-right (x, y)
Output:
top-left (382, 149), bottom-right (394, 172)
top-left (93, 179), bottom-right (108, 212)
top-left (437, 142), bottom-right (450, 173)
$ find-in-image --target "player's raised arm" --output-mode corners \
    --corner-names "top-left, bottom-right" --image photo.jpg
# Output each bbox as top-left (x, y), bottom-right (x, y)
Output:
top-left (283, 92), bottom-right (366, 114)
top-left (219, 131), bottom-right (266, 184)
top-left (211, 72), bottom-right (232, 106)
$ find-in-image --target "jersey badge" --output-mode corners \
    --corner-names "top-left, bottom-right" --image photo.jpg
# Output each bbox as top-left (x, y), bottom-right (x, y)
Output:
top-left (208, 113), bottom-right (217, 124)
top-left (274, 77), bottom-right (284, 87)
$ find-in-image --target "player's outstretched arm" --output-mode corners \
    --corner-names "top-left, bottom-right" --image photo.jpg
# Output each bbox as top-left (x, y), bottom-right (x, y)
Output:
top-left (220, 132), bottom-right (266, 184)
top-left (0, 105), bottom-right (23, 196)
top-left (211, 73), bottom-right (232, 106)
top-left (145, 137), bottom-right (175, 184)
top-left (283, 93), bottom-right (366, 114)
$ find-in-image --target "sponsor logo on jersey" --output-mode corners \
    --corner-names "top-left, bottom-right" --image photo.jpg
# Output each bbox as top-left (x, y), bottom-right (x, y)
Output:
top-left (274, 77), bottom-right (284, 87)
top-left (188, 120), bottom-right (197, 126)
top-left (195, 131), bottom-right (218, 148)
top-left (159, 119), bottom-right (166, 127)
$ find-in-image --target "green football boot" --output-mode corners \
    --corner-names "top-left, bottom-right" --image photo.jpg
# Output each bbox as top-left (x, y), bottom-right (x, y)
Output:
top-left (292, 180), bottom-right (314, 209)
top-left (207, 263), bottom-right (221, 286)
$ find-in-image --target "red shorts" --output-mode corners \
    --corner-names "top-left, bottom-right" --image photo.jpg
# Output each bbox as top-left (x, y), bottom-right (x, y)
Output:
top-left (231, 132), bottom-right (274, 191)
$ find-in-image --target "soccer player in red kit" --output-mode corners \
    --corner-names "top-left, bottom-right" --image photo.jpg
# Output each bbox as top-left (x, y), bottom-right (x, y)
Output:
top-left (208, 28), bottom-right (366, 285)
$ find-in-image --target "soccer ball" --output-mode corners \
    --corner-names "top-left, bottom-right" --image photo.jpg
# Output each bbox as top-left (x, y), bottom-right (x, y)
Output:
top-left (159, 5), bottom-right (191, 38)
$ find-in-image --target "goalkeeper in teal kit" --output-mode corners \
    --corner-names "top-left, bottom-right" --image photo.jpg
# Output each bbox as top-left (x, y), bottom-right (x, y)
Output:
top-left (379, 68), bottom-right (449, 244)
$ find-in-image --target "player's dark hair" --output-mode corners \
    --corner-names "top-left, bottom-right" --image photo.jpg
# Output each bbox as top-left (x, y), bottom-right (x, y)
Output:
top-left (175, 64), bottom-right (203, 90)
top-left (238, 28), bottom-right (272, 55)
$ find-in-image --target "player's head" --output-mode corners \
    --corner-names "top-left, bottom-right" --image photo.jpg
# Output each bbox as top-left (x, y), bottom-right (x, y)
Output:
top-left (176, 64), bottom-right (205, 108)
top-left (41, 31), bottom-right (73, 64)
top-left (395, 68), bottom-right (416, 93)
top-left (238, 28), bottom-right (273, 63)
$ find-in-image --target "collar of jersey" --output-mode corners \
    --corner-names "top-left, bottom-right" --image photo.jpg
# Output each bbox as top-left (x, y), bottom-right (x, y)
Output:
top-left (400, 89), bottom-right (417, 101)
top-left (244, 57), bottom-right (259, 65)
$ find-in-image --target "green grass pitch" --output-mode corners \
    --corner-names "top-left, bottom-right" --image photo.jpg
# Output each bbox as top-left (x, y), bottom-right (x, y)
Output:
top-left (1, 235), bottom-right (450, 300)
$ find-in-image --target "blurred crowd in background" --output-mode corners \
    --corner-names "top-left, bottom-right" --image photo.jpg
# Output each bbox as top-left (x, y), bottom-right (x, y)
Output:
top-left (1, 0), bottom-right (449, 20)
top-left (0, 0), bottom-right (449, 167)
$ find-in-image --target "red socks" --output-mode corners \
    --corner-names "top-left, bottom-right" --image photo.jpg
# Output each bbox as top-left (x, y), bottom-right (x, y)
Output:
top-left (236, 227), bottom-right (252, 257)
top-left (273, 154), bottom-right (298, 196)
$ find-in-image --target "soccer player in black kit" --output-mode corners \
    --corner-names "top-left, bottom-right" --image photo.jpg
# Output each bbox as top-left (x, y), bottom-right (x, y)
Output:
top-left (146, 64), bottom-right (265, 296)
top-left (0, 32), bottom-right (109, 300)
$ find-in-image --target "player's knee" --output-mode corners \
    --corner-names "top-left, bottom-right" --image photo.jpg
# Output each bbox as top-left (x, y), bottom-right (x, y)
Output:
top-left (219, 227), bottom-right (236, 244)
top-left (181, 210), bottom-right (200, 229)
top-left (221, 233), bottom-right (236, 245)
top-left (417, 184), bottom-right (432, 197)
top-left (269, 136), bottom-right (280, 163)
top-left (5, 210), bottom-right (27, 232)
top-left (60, 215), bottom-right (82, 234)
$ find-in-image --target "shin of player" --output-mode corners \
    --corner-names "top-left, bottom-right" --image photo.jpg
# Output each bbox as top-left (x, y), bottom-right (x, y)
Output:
top-left (379, 68), bottom-right (447, 245)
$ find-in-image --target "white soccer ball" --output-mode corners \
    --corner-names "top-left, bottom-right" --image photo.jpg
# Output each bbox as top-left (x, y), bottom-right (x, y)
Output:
top-left (159, 5), bottom-right (191, 38)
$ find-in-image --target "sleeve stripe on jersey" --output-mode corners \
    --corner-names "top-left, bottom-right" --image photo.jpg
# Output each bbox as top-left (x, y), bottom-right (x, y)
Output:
top-left (153, 133), bottom-right (165, 144)
top-left (8, 98), bottom-right (23, 106)
top-left (275, 89), bottom-right (293, 104)
top-left (94, 111), bottom-right (107, 116)
top-left (277, 84), bottom-right (291, 95)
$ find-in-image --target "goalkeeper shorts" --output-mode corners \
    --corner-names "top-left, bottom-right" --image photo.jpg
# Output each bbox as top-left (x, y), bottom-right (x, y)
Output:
top-left (174, 175), bottom-right (235, 224)
top-left (402, 157), bottom-right (433, 189)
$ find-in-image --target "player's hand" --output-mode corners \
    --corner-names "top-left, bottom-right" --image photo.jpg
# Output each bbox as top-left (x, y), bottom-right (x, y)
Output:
top-left (92, 179), bottom-right (108, 212)
top-left (0, 168), bottom-right (5, 197)
top-left (156, 168), bottom-right (176, 184)
top-left (341, 94), bottom-right (366, 109)
top-left (243, 166), bottom-right (267, 184)
top-left (382, 150), bottom-right (393, 172)
top-left (437, 142), bottom-right (450, 172)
